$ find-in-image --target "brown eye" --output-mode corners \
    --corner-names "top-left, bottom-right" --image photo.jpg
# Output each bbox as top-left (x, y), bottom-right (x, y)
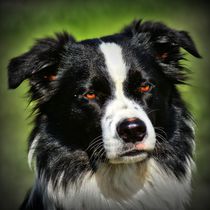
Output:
top-left (138, 83), bottom-right (152, 93)
top-left (84, 92), bottom-right (96, 100)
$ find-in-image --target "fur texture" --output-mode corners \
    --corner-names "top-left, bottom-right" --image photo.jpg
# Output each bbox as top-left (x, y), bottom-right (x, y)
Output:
top-left (8, 20), bottom-right (201, 210)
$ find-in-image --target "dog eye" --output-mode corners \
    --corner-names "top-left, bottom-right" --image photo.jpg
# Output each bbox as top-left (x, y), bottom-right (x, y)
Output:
top-left (83, 91), bottom-right (97, 100)
top-left (137, 83), bottom-right (153, 93)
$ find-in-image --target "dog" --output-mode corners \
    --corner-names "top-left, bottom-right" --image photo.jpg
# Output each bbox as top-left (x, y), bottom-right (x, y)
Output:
top-left (8, 20), bottom-right (201, 210)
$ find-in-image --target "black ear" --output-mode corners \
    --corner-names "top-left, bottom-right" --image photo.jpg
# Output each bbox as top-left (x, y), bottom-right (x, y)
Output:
top-left (173, 30), bottom-right (201, 58)
top-left (122, 20), bottom-right (201, 61)
top-left (8, 32), bottom-right (75, 89)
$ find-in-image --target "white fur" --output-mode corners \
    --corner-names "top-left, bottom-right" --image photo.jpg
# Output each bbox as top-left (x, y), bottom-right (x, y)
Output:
top-left (39, 158), bottom-right (192, 210)
top-left (99, 42), bottom-right (156, 163)
top-left (184, 119), bottom-right (196, 154)
top-left (99, 42), bottom-right (127, 84)
top-left (28, 135), bottom-right (40, 169)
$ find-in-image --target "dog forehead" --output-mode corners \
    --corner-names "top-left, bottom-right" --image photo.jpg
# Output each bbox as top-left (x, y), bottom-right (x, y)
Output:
top-left (62, 42), bottom-right (105, 77)
top-left (98, 40), bottom-right (166, 85)
top-left (99, 42), bottom-right (128, 84)
top-left (63, 38), bottom-right (149, 86)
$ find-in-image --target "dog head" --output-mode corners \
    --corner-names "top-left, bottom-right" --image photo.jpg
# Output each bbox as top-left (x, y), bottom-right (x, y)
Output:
top-left (8, 20), bottom-right (200, 167)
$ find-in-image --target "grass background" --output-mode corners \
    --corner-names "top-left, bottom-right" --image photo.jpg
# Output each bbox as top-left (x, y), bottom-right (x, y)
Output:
top-left (0, 0), bottom-right (209, 209)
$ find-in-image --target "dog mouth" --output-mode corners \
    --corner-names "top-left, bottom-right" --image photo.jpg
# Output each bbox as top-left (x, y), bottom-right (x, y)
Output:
top-left (119, 149), bottom-right (147, 157)
top-left (109, 145), bottom-right (151, 164)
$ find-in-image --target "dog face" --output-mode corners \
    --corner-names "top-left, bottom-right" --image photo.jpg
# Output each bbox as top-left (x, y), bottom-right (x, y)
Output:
top-left (8, 21), bottom-right (200, 169)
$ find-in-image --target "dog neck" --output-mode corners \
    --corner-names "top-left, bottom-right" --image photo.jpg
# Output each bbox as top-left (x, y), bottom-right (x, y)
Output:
top-left (37, 158), bottom-right (192, 210)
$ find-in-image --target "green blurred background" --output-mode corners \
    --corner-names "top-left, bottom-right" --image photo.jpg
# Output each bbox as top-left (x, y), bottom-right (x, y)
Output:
top-left (0, 0), bottom-right (209, 209)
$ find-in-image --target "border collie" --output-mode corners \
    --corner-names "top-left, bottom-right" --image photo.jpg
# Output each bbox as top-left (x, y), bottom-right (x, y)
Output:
top-left (8, 20), bottom-right (201, 210)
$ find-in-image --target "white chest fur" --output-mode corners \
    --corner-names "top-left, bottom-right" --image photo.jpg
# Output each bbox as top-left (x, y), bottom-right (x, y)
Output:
top-left (43, 158), bottom-right (191, 210)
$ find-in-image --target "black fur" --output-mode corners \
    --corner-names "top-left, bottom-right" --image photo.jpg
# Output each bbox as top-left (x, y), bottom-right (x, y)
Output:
top-left (8, 20), bottom-right (200, 210)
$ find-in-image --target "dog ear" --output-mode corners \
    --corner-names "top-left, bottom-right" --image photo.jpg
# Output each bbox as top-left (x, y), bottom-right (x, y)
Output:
top-left (123, 20), bottom-right (201, 63)
top-left (8, 32), bottom-right (75, 89)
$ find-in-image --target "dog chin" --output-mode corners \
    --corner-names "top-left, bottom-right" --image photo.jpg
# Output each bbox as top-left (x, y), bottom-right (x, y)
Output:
top-left (108, 152), bottom-right (149, 164)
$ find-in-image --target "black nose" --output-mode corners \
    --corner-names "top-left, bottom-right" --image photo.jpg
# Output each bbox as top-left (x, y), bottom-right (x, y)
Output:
top-left (117, 118), bottom-right (146, 143)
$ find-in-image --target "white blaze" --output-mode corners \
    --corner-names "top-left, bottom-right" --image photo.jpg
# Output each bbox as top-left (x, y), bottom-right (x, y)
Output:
top-left (99, 42), bottom-right (156, 162)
